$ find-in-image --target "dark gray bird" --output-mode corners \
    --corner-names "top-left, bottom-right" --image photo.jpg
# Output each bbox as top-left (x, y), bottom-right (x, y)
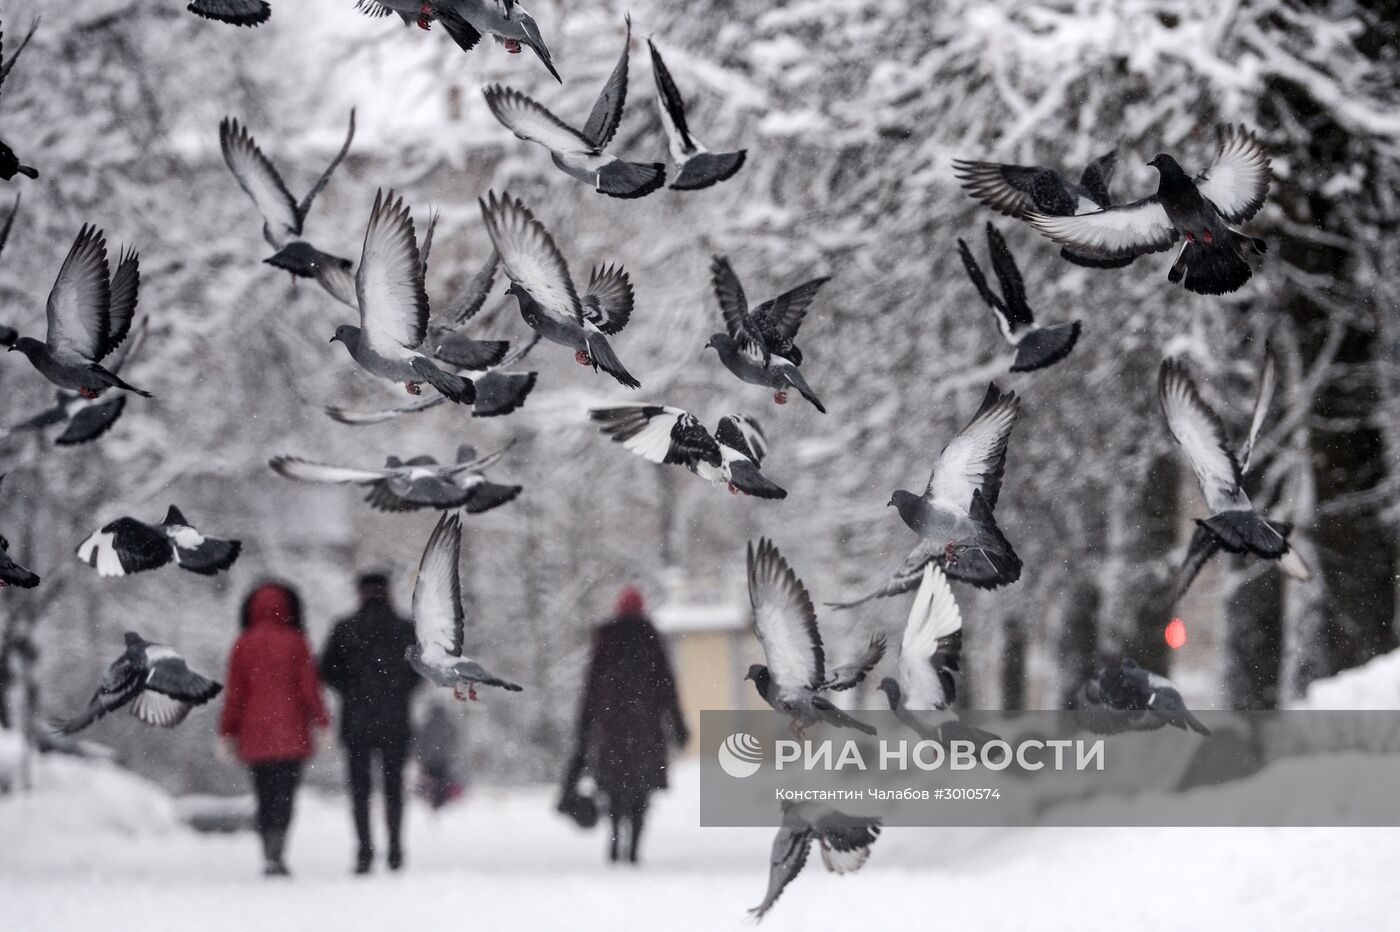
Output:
top-left (1025, 126), bottom-right (1271, 295)
top-left (330, 190), bottom-right (475, 403)
top-left (76, 506), bottom-right (241, 578)
top-left (406, 511), bottom-right (523, 701)
top-left (56, 632), bottom-right (223, 735)
top-left (833, 384), bottom-right (1021, 608)
top-left (188, 1), bottom-right (271, 26)
top-left (959, 223), bottom-right (1081, 372)
top-left (953, 149), bottom-right (1127, 268)
top-left (648, 39), bottom-right (746, 191)
top-left (0, 475), bottom-right (38, 589)
top-left (745, 538), bottom-right (880, 737)
top-left (221, 111), bottom-right (355, 278)
top-left (590, 405), bottom-right (786, 499)
top-left (749, 800), bottom-right (881, 922)
top-left (0, 17), bottom-right (39, 181)
top-left (1159, 354), bottom-right (1310, 603)
top-left (10, 317), bottom-right (147, 446)
top-left (1077, 658), bottom-right (1211, 737)
top-left (7, 226), bottom-right (150, 399)
top-left (359, 0), bottom-right (560, 83)
top-left (269, 444), bottom-right (520, 514)
top-left (705, 255), bottom-right (828, 412)
top-left (481, 190), bottom-right (640, 388)
top-left (483, 17), bottom-right (666, 199)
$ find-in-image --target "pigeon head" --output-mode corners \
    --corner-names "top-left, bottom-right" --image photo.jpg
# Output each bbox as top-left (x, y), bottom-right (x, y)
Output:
top-left (122, 631), bottom-right (145, 648)
top-left (8, 336), bottom-right (43, 357)
top-left (265, 242), bottom-right (336, 277)
top-left (876, 676), bottom-right (901, 708)
top-left (744, 663), bottom-right (771, 697)
top-left (1148, 154), bottom-right (1186, 178)
top-left (887, 489), bottom-right (924, 522)
top-left (330, 324), bottom-right (360, 346)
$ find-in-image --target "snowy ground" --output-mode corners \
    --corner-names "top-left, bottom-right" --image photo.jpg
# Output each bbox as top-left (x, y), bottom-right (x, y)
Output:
top-left (1, 753), bottom-right (1396, 931)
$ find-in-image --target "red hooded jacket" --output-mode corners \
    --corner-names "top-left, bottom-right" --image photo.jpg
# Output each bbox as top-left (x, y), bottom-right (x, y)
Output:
top-left (218, 584), bottom-right (330, 763)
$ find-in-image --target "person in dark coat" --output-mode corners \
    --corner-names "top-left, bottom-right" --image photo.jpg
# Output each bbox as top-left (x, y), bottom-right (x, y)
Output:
top-left (567, 586), bottom-right (689, 864)
top-left (218, 581), bottom-right (330, 878)
top-left (319, 572), bottom-right (421, 874)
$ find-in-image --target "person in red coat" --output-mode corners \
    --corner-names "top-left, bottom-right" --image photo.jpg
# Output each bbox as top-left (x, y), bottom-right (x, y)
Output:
top-left (218, 581), bottom-right (330, 877)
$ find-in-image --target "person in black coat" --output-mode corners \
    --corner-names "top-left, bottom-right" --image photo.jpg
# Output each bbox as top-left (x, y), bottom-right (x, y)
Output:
top-left (320, 572), bottom-right (421, 874)
top-left (565, 586), bottom-right (689, 864)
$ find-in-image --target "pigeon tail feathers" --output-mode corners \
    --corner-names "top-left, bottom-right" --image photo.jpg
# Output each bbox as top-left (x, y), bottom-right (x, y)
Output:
top-left (595, 159), bottom-right (667, 199)
top-left (1010, 321), bottom-right (1081, 372)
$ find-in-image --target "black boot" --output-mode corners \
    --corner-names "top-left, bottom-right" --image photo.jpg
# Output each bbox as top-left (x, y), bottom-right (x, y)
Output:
top-left (354, 846), bottom-right (373, 875)
top-left (387, 843), bottom-right (403, 872)
top-left (263, 829), bottom-right (290, 877)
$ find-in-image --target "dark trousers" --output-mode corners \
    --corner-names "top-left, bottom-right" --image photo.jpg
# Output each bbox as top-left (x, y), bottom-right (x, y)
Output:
top-left (346, 742), bottom-right (408, 856)
top-left (605, 789), bottom-right (650, 864)
top-left (250, 760), bottom-right (302, 835)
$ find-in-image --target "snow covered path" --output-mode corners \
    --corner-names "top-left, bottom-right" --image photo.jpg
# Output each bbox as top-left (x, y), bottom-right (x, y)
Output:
top-left (1, 756), bottom-right (1395, 931)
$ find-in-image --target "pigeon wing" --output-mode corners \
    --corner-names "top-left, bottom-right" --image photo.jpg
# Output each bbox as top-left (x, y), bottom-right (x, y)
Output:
top-left (648, 39), bottom-right (698, 161)
top-left (188, 0), bottom-right (272, 26)
top-left (580, 15), bottom-right (630, 150)
top-left (747, 538), bottom-right (825, 692)
top-left (325, 395), bottom-right (446, 425)
top-left (1172, 524), bottom-right (1223, 605)
top-left (356, 189), bottom-right (429, 352)
top-left (1079, 150), bottom-right (1118, 208)
top-left (1158, 359), bottom-right (1245, 514)
top-left (957, 235), bottom-right (1019, 342)
top-left (133, 649), bottom-right (222, 727)
top-left (1025, 196), bottom-right (1177, 260)
top-left (0, 18), bottom-right (37, 94)
top-left (1238, 344), bottom-right (1277, 475)
top-left (823, 635), bottom-right (887, 691)
top-left (752, 276), bottom-right (829, 341)
top-left (104, 315), bottom-right (147, 378)
top-left (925, 383), bottom-right (1020, 511)
top-left (297, 109), bottom-right (356, 226)
top-left (952, 159), bottom-right (1077, 217)
top-left (590, 405), bottom-right (720, 467)
top-left (77, 517), bottom-right (172, 577)
top-left (57, 653), bottom-right (144, 734)
top-left (1195, 125), bottom-right (1271, 225)
top-left (714, 414), bottom-right (767, 465)
top-left (748, 824), bottom-right (813, 922)
top-left (269, 455), bottom-right (398, 485)
top-left (710, 255), bottom-right (766, 361)
top-left (442, 251), bottom-right (499, 326)
top-left (984, 223), bottom-right (1034, 329)
top-left (45, 225), bottom-right (111, 363)
top-left (580, 263), bottom-right (633, 335)
top-left (98, 247), bottom-right (138, 362)
top-left (813, 813), bottom-right (881, 873)
top-left (480, 191), bottom-right (582, 326)
top-left (897, 563), bottom-right (963, 710)
top-left (218, 117), bottom-right (299, 246)
top-left (0, 193), bottom-right (19, 261)
top-left (55, 397), bottom-right (126, 446)
top-left (412, 512), bottom-right (465, 657)
top-left (483, 85), bottom-right (597, 159)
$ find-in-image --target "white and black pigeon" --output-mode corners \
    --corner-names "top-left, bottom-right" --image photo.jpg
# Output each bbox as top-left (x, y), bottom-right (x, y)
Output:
top-left (220, 110), bottom-right (355, 278)
top-left (406, 511), bottom-right (523, 701)
top-left (7, 226), bottom-right (150, 399)
top-left (270, 444), bottom-right (520, 514)
top-left (704, 255), bottom-right (828, 412)
top-left (832, 384), bottom-right (1022, 608)
top-left (748, 799), bottom-right (881, 922)
top-left (1077, 658), bottom-right (1211, 737)
top-left (589, 405), bottom-right (786, 499)
top-left (481, 190), bottom-right (641, 388)
top-left (1023, 126), bottom-right (1271, 295)
top-left (55, 632), bottom-right (223, 735)
top-left (953, 149), bottom-right (1129, 268)
top-left (1159, 353), bottom-right (1310, 603)
top-left (483, 17), bottom-right (666, 199)
top-left (745, 538), bottom-right (881, 737)
top-left (76, 506), bottom-right (242, 578)
top-left (647, 38), bottom-right (746, 191)
top-left (958, 223), bottom-right (1081, 372)
top-left (330, 190), bottom-right (476, 402)
top-left (188, 1), bottom-right (271, 26)
top-left (11, 317), bottom-right (148, 446)
top-left (0, 475), bottom-right (38, 589)
top-left (0, 17), bottom-right (39, 181)
top-left (359, 0), bottom-right (561, 83)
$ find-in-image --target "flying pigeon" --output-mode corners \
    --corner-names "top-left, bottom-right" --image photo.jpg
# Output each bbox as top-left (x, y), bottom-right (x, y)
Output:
top-left (7, 226), bottom-right (151, 399)
top-left (832, 384), bottom-right (1022, 608)
top-left (188, 1), bottom-right (271, 26)
top-left (270, 444), bottom-right (520, 514)
top-left (704, 256), bottom-right (828, 412)
top-left (11, 317), bottom-right (148, 446)
top-left (55, 632), bottom-right (223, 735)
top-left (952, 149), bottom-right (1128, 268)
top-left (0, 475), bottom-right (38, 589)
top-left (330, 190), bottom-right (476, 402)
top-left (748, 800), bottom-right (881, 922)
top-left (1023, 126), bottom-right (1271, 295)
top-left (358, 0), bottom-right (560, 83)
top-left (481, 190), bottom-right (641, 388)
top-left (745, 538), bottom-right (880, 736)
top-left (0, 17), bottom-right (38, 181)
top-left (647, 39), bottom-right (746, 191)
top-left (958, 223), bottom-right (1081, 372)
top-left (76, 506), bottom-right (242, 578)
top-left (1159, 353), bottom-right (1309, 602)
top-left (482, 18), bottom-right (666, 199)
top-left (406, 511), bottom-right (523, 700)
top-left (1076, 658), bottom-right (1211, 736)
top-left (589, 405), bottom-right (786, 498)
top-left (221, 111), bottom-right (355, 279)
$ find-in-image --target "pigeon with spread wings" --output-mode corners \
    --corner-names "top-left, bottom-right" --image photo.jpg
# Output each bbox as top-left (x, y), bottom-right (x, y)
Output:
top-left (270, 444), bottom-right (520, 514)
top-left (77, 506), bottom-right (241, 578)
top-left (406, 511), bottom-right (523, 701)
top-left (1023, 126), bottom-right (1271, 295)
top-left (0, 475), bottom-right (38, 589)
top-left (11, 317), bottom-right (148, 445)
top-left (748, 800), bottom-right (881, 922)
top-left (1076, 658), bottom-right (1211, 737)
top-left (360, 0), bottom-right (560, 83)
top-left (647, 38), bottom-right (746, 191)
top-left (188, 1), bottom-right (271, 26)
top-left (55, 632), bottom-right (222, 735)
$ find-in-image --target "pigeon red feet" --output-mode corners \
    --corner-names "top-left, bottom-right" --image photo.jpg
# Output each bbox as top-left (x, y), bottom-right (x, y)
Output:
top-left (728, 482), bottom-right (740, 495)
top-left (1202, 229), bottom-right (1214, 244)
top-left (404, 381), bottom-right (422, 395)
top-left (78, 387), bottom-right (101, 400)
top-left (772, 391), bottom-right (788, 405)
top-left (503, 39), bottom-right (522, 53)
top-left (943, 541), bottom-right (959, 566)
top-left (417, 2), bottom-right (433, 29)
top-left (453, 686), bottom-right (466, 701)
top-left (574, 349), bottom-right (593, 367)
top-left (1184, 232), bottom-right (1196, 243)
top-left (468, 685), bottom-right (478, 701)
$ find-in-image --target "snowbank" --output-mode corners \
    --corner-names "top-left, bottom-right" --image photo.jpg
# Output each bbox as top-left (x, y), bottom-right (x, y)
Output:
top-left (1291, 647), bottom-right (1400, 709)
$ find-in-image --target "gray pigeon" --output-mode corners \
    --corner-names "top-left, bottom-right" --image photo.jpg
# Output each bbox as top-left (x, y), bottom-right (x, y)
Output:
top-left (1077, 658), bottom-right (1211, 737)
top-left (704, 255), bottom-right (828, 412)
top-left (1024, 125), bottom-right (1271, 295)
top-left (481, 190), bottom-right (640, 388)
top-left (7, 226), bottom-right (150, 399)
top-left (0, 17), bottom-right (39, 181)
top-left (56, 632), bottom-right (222, 735)
top-left (1159, 354), bottom-right (1310, 603)
top-left (330, 190), bottom-right (475, 403)
top-left (405, 511), bottom-right (523, 701)
top-left (958, 223), bottom-right (1081, 372)
top-left (76, 506), bottom-right (241, 578)
top-left (745, 538), bottom-right (880, 737)
top-left (648, 39), bottom-right (746, 191)
top-left (483, 17), bottom-right (666, 199)
top-left (270, 443), bottom-right (520, 514)
top-left (11, 317), bottom-right (147, 445)
top-left (590, 405), bottom-right (786, 499)
top-left (0, 475), bottom-right (38, 589)
top-left (358, 0), bottom-right (560, 82)
top-left (188, 1), bottom-right (271, 26)
top-left (749, 799), bottom-right (881, 922)
top-left (953, 149), bottom-right (1129, 268)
